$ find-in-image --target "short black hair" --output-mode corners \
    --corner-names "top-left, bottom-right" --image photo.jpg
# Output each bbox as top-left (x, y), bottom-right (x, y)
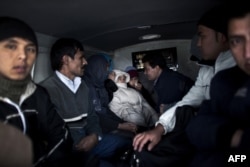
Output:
top-left (142, 52), bottom-right (166, 69)
top-left (50, 38), bottom-right (84, 71)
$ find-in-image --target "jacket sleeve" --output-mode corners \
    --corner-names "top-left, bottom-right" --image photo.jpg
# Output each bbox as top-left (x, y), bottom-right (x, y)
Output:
top-left (35, 87), bottom-right (73, 167)
top-left (85, 95), bottom-right (103, 137)
top-left (157, 67), bottom-right (209, 134)
top-left (109, 91), bottom-right (142, 123)
top-left (98, 110), bottom-right (124, 133)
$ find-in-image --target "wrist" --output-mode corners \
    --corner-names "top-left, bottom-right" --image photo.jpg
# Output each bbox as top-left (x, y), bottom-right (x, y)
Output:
top-left (155, 124), bottom-right (165, 136)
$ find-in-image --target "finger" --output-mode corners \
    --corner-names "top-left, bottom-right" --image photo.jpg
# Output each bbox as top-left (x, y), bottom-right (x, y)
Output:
top-left (133, 133), bottom-right (147, 151)
top-left (133, 133), bottom-right (143, 148)
top-left (137, 135), bottom-right (150, 152)
top-left (147, 141), bottom-right (156, 151)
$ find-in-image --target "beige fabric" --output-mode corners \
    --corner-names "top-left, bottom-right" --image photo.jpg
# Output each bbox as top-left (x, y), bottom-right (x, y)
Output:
top-left (0, 122), bottom-right (32, 167)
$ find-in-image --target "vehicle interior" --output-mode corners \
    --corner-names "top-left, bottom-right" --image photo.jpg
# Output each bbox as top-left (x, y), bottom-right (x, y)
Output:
top-left (0, 0), bottom-right (225, 86)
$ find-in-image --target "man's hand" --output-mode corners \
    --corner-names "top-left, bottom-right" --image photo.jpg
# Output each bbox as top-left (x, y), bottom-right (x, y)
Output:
top-left (133, 124), bottom-right (164, 152)
top-left (75, 133), bottom-right (98, 152)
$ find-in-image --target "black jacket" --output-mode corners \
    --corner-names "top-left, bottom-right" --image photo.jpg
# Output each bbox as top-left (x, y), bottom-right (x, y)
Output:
top-left (154, 68), bottom-right (194, 112)
top-left (186, 66), bottom-right (250, 166)
top-left (83, 55), bottom-right (124, 133)
top-left (0, 82), bottom-right (72, 167)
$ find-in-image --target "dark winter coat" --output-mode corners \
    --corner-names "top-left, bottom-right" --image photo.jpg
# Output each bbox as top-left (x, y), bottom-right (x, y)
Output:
top-left (0, 82), bottom-right (72, 167)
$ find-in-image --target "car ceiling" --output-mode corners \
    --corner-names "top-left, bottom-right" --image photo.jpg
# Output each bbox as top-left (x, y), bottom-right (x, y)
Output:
top-left (0, 0), bottom-right (225, 52)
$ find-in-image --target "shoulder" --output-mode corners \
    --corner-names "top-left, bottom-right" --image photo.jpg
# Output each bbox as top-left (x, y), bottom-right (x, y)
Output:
top-left (33, 83), bottom-right (52, 98)
top-left (212, 66), bottom-right (238, 86)
top-left (40, 74), bottom-right (56, 83)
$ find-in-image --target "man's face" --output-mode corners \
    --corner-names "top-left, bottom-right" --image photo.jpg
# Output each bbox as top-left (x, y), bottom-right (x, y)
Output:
top-left (0, 37), bottom-right (36, 80)
top-left (228, 14), bottom-right (250, 75)
top-left (67, 49), bottom-right (87, 78)
top-left (197, 25), bottom-right (225, 61)
top-left (143, 62), bottom-right (160, 81)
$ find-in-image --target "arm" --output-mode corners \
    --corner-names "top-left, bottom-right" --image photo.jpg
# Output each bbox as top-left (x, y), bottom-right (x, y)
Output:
top-left (133, 124), bottom-right (165, 152)
top-left (109, 92), bottom-right (140, 122)
top-left (98, 110), bottom-right (124, 133)
top-left (157, 67), bottom-right (209, 134)
top-left (85, 94), bottom-right (102, 138)
top-left (36, 87), bottom-right (73, 167)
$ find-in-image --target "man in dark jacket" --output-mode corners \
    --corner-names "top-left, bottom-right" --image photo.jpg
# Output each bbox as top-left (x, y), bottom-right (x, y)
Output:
top-left (0, 17), bottom-right (72, 167)
top-left (142, 52), bottom-right (194, 114)
top-left (186, 4), bottom-right (250, 167)
top-left (132, 51), bottom-right (194, 167)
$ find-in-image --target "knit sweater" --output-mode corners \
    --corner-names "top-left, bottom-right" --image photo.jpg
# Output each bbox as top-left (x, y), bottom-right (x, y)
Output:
top-left (40, 73), bottom-right (102, 136)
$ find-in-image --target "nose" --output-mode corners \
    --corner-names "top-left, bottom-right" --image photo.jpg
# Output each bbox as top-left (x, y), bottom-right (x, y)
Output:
top-left (18, 48), bottom-right (27, 60)
top-left (82, 57), bottom-right (88, 65)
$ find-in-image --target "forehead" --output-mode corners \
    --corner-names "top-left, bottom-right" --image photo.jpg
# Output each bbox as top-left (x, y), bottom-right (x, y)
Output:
top-left (143, 62), bottom-right (151, 68)
top-left (198, 25), bottom-right (215, 34)
top-left (228, 14), bottom-right (250, 35)
top-left (0, 37), bottom-right (35, 45)
top-left (118, 75), bottom-right (126, 79)
top-left (74, 49), bottom-right (84, 56)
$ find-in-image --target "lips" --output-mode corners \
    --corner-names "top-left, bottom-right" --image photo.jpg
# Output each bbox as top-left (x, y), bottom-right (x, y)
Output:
top-left (13, 65), bottom-right (27, 73)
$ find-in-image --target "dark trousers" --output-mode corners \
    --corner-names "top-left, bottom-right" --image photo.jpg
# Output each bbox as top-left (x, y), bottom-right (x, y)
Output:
top-left (135, 105), bottom-right (196, 167)
top-left (70, 128), bottom-right (132, 167)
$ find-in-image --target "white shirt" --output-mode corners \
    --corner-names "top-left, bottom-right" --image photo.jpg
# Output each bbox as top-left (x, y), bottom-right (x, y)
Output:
top-left (55, 71), bottom-right (81, 93)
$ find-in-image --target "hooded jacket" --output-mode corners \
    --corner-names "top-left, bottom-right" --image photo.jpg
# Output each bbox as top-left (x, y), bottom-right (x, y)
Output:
top-left (83, 55), bottom-right (124, 133)
top-left (109, 70), bottom-right (158, 127)
top-left (0, 81), bottom-right (72, 167)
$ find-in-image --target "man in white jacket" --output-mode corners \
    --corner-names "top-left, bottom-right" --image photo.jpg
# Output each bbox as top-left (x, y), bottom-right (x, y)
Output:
top-left (133, 5), bottom-right (236, 167)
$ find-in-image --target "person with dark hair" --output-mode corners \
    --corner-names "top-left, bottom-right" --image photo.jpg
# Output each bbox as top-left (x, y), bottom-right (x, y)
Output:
top-left (132, 5), bottom-right (237, 167)
top-left (186, 4), bottom-right (250, 167)
top-left (141, 52), bottom-right (194, 114)
top-left (0, 17), bottom-right (72, 167)
top-left (40, 38), bottom-right (127, 167)
top-left (125, 66), bottom-right (156, 109)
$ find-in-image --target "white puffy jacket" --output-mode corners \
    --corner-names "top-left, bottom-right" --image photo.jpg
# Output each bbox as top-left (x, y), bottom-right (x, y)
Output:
top-left (157, 50), bottom-right (236, 134)
top-left (109, 70), bottom-right (158, 127)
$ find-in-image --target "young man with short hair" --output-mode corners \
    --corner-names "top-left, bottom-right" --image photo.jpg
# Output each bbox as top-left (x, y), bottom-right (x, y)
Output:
top-left (133, 5), bottom-right (236, 167)
top-left (186, 4), bottom-right (250, 166)
top-left (0, 17), bottom-right (72, 167)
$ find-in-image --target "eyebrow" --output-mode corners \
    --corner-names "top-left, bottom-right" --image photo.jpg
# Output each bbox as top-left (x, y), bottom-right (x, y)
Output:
top-left (4, 38), bottom-right (36, 47)
top-left (4, 38), bottom-right (18, 43)
top-left (228, 34), bottom-right (244, 39)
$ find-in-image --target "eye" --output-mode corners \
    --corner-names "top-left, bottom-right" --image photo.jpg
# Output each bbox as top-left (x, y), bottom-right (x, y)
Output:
top-left (26, 47), bottom-right (36, 54)
top-left (5, 44), bottom-right (17, 50)
top-left (229, 37), bottom-right (244, 47)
